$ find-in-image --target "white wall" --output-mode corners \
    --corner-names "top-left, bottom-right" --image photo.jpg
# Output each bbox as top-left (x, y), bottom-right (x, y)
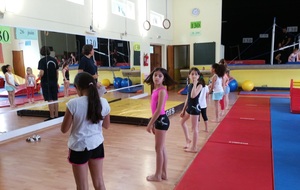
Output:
top-left (0, 0), bottom-right (222, 77)
top-left (173, 0), bottom-right (222, 65)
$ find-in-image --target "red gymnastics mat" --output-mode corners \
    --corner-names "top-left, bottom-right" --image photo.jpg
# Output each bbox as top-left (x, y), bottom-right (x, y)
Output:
top-left (226, 105), bottom-right (270, 121)
top-left (208, 118), bottom-right (271, 148)
top-left (174, 142), bottom-right (274, 190)
top-left (0, 89), bottom-right (77, 108)
top-left (233, 97), bottom-right (270, 108)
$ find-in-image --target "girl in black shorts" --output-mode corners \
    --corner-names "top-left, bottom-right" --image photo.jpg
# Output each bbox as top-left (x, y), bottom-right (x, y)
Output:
top-left (143, 68), bottom-right (176, 182)
top-left (180, 67), bottom-right (203, 153)
top-left (61, 72), bottom-right (110, 190)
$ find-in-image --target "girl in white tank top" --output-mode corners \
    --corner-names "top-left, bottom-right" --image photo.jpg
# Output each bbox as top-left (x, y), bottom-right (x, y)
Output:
top-left (209, 63), bottom-right (226, 123)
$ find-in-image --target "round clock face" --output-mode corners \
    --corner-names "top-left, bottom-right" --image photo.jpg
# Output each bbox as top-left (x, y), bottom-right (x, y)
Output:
top-left (163, 19), bottom-right (171, 29)
top-left (143, 20), bottom-right (151, 31)
top-left (192, 8), bottom-right (200, 16)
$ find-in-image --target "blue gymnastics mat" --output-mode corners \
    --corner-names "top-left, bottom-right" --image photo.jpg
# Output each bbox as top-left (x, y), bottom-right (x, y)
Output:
top-left (270, 98), bottom-right (300, 190)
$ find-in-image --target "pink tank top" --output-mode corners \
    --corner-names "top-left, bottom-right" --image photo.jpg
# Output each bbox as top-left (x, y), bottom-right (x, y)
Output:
top-left (151, 87), bottom-right (168, 115)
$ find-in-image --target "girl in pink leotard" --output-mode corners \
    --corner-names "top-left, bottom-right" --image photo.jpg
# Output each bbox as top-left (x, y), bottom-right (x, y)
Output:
top-left (143, 67), bottom-right (176, 182)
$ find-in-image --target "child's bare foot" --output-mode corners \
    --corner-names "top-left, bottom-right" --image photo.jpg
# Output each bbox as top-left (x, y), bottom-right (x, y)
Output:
top-left (146, 175), bottom-right (162, 182)
top-left (211, 119), bottom-right (220, 123)
top-left (220, 111), bottom-right (225, 117)
top-left (183, 139), bottom-right (192, 149)
top-left (185, 148), bottom-right (198, 153)
top-left (162, 173), bottom-right (168, 180)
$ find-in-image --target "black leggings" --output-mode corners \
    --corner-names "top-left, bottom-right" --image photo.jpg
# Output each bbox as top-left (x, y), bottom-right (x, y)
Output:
top-left (199, 108), bottom-right (208, 121)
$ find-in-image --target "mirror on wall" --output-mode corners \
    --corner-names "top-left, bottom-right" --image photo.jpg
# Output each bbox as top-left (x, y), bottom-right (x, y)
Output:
top-left (40, 30), bottom-right (131, 69)
top-left (0, 25), bottom-right (140, 138)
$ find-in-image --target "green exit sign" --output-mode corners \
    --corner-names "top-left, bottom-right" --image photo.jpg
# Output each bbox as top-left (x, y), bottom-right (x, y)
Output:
top-left (190, 21), bottom-right (201, 29)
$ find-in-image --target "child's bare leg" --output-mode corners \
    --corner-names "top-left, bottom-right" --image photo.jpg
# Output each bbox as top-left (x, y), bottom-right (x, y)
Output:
top-left (11, 91), bottom-right (16, 107)
top-left (8, 92), bottom-right (16, 107)
top-left (180, 113), bottom-right (191, 149)
top-left (162, 146), bottom-right (168, 180)
top-left (89, 158), bottom-right (106, 190)
top-left (147, 129), bottom-right (167, 182)
top-left (212, 100), bottom-right (220, 122)
top-left (225, 94), bottom-right (229, 110)
top-left (72, 163), bottom-right (89, 190)
top-left (185, 115), bottom-right (199, 153)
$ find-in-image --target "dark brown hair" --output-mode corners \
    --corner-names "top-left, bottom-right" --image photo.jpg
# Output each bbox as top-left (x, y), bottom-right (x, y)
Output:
top-left (144, 67), bottom-right (176, 86)
top-left (82, 44), bottom-right (93, 56)
top-left (40, 46), bottom-right (50, 56)
top-left (74, 72), bottom-right (103, 123)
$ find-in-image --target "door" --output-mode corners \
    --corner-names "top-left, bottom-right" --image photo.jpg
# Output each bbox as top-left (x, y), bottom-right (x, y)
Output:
top-left (167, 45), bottom-right (175, 90)
top-left (150, 45), bottom-right (162, 92)
top-left (12, 50), bottom-right (25, 78)
top-left (150, 45), bottom-right (162, 71)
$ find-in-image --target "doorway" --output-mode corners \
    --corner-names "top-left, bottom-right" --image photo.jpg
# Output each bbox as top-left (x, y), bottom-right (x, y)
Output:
top-left (12, 50), bottom-right (26, 78)
top-left (167, 45), bottom-right (190, 89)
top-left (149, 45), bottom-right (162, 92)
top-left (150, 45), bottom-right (162, 71)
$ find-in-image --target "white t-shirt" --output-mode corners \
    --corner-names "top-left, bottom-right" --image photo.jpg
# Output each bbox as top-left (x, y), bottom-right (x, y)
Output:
top-left (198, 85), bottom-right (209, 108)
top-left (4, 72), bottom-right (15, 87)
top-left (66, 96), bottom-right (110, 151)
top-left (213, 75), bottom-right (224, 93)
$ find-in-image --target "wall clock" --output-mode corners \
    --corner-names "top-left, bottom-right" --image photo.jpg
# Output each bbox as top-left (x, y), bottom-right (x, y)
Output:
top-left (192, 8), bottom-right (200, 16)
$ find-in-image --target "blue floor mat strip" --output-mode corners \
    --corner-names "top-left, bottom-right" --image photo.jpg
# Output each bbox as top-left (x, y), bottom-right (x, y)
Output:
top-left (271, 98), bottom-right (300, 190)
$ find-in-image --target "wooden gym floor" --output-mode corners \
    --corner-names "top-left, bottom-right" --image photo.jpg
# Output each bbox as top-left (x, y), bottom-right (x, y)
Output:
top-left (0, 90), bottom-right (238, 190)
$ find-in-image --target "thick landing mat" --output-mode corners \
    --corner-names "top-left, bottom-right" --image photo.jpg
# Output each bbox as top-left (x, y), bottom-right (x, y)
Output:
top-left (271, 98), bottom-right (300, 190)
top-left (174, 142), bottom-right (273, 190)
top-left (17, 96), bottom-right (121, 118)
top-left (209, 118), bottom-right (271, 148)
top-left (109, 99), bottom-right (184, 125)
top-left (17, 98), bottom-right (184, 126)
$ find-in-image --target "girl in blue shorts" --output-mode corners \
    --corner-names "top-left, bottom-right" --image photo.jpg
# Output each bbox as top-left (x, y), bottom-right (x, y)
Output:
top-left (209, 63), bottom-right (226, 123)
top-left (1, 65), bottom-right (17, 108)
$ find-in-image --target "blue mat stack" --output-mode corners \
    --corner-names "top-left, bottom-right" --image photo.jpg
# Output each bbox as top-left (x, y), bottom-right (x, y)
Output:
top-left (270, 98), bottom-right (300, 190)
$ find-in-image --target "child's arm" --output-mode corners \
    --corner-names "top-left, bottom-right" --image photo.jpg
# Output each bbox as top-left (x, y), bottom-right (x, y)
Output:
top-left (146, 89), bottom-right (166, 133)
top-left (61, 108), bottom-right (72, 133)
top-left (102, 114), bottom-right (110, 129)
top-left (209, 75), bottom-right (216, 94)
top-left (190, 83), bottom-right (202, 98)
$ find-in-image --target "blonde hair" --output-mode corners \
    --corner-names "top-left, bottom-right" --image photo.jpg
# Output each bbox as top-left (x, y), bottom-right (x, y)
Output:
top-left (26, 67), bottom-right (33, 74)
